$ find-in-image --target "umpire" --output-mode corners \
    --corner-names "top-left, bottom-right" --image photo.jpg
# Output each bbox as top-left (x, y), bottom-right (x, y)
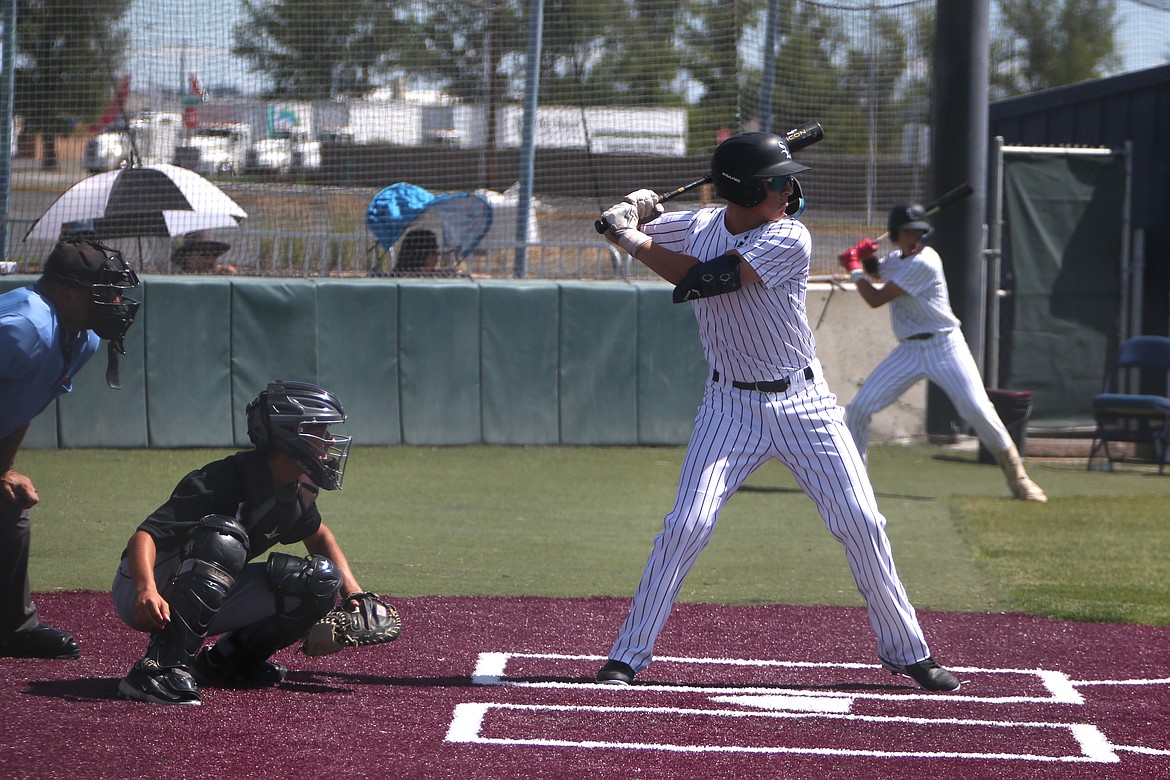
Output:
top-left (0, 240), bottom-right (140, 659)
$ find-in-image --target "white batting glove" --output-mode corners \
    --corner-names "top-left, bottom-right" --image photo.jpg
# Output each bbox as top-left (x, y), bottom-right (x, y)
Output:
top-left (600, 201), bottom-right (639, 233)
top-left (600, 202), bottom-right (651, 257)
top-left (622, 189), bottom-right (664, 224)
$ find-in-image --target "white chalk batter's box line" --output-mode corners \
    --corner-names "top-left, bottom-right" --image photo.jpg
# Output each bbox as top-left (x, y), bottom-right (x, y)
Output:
top-left (452, 652), bottom-right (1170, 763)
top-left (446, 701), bottom-right (1135, 763)
top-left (473, 651), bottom-right (1120, 705)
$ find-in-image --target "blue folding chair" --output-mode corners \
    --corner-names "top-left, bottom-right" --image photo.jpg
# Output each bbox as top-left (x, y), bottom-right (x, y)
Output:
top-left (1087, 335), bottom-right (1170, 473)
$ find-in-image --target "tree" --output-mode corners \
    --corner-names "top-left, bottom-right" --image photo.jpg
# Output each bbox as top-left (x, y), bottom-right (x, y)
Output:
top-left (537, 0), bottom-right (687, 107)
top-left (992, 0), bottom-right (1122, 98)
top-left (13, 0), bottom-right (132, 168)
top-left (740, 0), bottom-right (856, 148)
top-left (677, 0), bottom-right (743, 152)
top-left (232, 0), bottom-right (402, 99)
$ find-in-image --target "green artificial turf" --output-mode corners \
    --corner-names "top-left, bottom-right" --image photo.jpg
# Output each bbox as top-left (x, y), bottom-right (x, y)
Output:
top-left (14, 443), bottom-right (1170, 626)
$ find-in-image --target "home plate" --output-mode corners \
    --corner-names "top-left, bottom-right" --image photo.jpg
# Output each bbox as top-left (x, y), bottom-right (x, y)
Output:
top-left (711, 694), bottom-right (853, 713)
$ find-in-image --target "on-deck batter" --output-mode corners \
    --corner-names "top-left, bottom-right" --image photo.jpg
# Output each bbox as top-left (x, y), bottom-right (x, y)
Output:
top-left (838, 204), bottom-right (1047, 502)
top-left (594, 132), bottom-right (960, 692)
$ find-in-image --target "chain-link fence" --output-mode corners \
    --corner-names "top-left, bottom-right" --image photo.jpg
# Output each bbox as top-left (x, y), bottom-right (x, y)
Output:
top-left (3, 0), bottom-right (1167, 279)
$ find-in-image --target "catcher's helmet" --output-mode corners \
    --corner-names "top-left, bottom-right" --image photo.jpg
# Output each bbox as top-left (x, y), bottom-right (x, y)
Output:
top-left (887, 202), bottom-right (932, 240)
top-left (711, 132), bottom-right (810, 208)
top-left (44, 240), bottom-right (141, 354)
top-left (246, 380), bottom-right (352, 490)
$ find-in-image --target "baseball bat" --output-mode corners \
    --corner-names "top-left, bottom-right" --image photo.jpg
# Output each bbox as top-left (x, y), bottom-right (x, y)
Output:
top-left (874, 182), bottom-right (974, 242)
top-left (594, 120), bottom-right (825, 233)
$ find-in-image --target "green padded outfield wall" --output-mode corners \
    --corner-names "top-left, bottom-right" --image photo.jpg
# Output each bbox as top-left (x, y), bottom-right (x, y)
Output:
top-left (1, 276), bottom-right (706, 448)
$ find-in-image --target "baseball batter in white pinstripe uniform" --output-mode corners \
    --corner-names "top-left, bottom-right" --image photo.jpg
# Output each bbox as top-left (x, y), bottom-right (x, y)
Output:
top-left (594, 133), bottom-right (960, 692)
top-left (838, 204), bottom-right (1046, 502)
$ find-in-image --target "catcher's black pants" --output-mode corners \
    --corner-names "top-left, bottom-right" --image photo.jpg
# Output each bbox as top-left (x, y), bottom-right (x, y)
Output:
top-left (0, 500), bottom-right (40, 637)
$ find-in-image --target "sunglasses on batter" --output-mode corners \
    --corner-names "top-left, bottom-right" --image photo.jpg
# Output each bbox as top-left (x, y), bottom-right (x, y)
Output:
top-left (766, 175), bottom-right (795, 191)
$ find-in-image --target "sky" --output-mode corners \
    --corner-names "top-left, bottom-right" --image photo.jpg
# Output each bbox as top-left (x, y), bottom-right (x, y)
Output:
top-left (122, 0), bottom-right (1169, 98)
top-left (125, 0), bottom-right (248, 95)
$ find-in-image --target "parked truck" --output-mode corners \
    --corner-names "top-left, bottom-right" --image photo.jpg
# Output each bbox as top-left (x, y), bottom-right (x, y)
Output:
top-left (82, 112), bottom-right (181, 172)
top-left (174, 122), bottom-right (251, 176)
top-left (247, 129), bottom-right (321, 175)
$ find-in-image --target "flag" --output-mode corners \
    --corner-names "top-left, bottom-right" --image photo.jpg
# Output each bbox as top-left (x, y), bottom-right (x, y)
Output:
top-left (88, 75), bottom-right (131, 135)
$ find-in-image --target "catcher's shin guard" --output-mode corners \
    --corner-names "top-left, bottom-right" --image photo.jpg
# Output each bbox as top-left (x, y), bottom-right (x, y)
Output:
top-left (146, 515), bottom-right (249, 669)
top-left (221, 552), bottom-right (341, 668)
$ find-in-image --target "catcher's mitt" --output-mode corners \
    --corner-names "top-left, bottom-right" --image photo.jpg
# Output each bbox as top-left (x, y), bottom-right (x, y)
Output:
top-left (301, 592), bottom-right (401, 657)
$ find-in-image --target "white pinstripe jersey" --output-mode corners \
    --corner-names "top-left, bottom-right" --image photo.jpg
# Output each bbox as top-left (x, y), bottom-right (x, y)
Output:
top-left (645, 207), bottom-right (816, 382)
top-left (877, 245), bottom-right (961, 341)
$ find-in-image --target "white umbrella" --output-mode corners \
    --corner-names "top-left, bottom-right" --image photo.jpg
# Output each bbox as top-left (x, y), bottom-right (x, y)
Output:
top-left (24, 163), bottom-right (247, 241)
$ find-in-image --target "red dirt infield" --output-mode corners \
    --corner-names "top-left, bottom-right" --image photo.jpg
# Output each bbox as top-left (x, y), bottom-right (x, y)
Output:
top-left (2, 591), bottom-right (1169, 779)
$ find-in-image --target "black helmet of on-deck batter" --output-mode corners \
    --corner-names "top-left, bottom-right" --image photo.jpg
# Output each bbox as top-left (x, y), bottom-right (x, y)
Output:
top-left (887, 202), bottom-right (933, 240)
top-left (711, 132), bottom-right (810, 208)
top-left (246, 380), bottom-right (352, 490)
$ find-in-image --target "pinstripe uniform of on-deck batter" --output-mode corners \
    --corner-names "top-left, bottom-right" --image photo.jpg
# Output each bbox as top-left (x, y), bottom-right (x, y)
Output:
top-left (605, 207), bottom-right (935, 674)
top-left (844, 244), bottom-right (1014, 455)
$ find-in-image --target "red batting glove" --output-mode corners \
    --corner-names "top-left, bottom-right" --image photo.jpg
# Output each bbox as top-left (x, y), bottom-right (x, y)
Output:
top-left (854, 238), bottom-right (878, 262)
top-left (837, 247), bottom-right (862, 273)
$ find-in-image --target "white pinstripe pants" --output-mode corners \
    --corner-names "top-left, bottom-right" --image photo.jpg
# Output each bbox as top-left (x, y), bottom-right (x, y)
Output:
top-left (845, 329), bottom-right (1012, 457)
top-left (608, 362), bottom-right (932, 672)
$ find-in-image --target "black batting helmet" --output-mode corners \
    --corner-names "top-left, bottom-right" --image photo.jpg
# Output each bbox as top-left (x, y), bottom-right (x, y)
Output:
top-left (246, 380), bottom-right (352, 490)
top-left (887, 203), bottom-right (932, 240)
top-left (711, 132), bottom-right (810, 208)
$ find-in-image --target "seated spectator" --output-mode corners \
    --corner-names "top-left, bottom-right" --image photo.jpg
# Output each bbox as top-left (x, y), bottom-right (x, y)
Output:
top-left (171, 232), bottom-right (235, 274)
top-left (393, 228), bottom-right (441, 274)
top-left (369, 228), bottom-right (466, 278)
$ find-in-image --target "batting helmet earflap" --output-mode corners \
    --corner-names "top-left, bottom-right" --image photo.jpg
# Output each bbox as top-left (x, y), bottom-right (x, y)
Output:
top-left (246, 380), bottom-right (353, 490)
top-left (711, 132), bottom-right (811, 208)
top-left (887, 202), bottom-right (932, 240)
top-left (785, 177), bottom-right (805, 217)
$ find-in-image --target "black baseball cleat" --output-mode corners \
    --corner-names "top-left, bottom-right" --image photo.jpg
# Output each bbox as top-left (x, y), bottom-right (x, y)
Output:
top-left (596, 659), bottom-right (635, 685)
top-left (0, 624), bottom-right (80, 660)
top-left (118, 659), bottom-right (202, 705)
top-left (880, 656), bottom-right (961, 692)
top-left (192, 646), bottom-right (288, 688)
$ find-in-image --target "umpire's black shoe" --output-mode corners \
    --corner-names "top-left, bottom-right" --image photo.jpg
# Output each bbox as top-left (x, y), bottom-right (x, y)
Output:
top-left (0, 624), bottom-right (80, 660)
top-left (596, 659), bottom-right (635, 685)
top-left (118, 659), bottom-right (201, 705)
top-left (192, 646), bottom-right (288, 688)
top-left (880, 656), bottom-right (961, 692)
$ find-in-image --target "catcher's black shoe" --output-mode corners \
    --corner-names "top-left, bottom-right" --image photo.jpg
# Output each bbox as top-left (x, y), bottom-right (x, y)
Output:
top-left (118, 659), bottom-right (201, 705)
top-left (0, 624), bottom-right (80, 659)
top-left (192, 646), bottom-right (288, 688)
top-left (596, 659), bottom-right (635, 685)
top-left (880, 656), bottom-right (960, 692)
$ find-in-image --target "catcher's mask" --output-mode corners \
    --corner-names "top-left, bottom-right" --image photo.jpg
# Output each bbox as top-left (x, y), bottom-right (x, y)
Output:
top-left (246, 380), bottom-right (353, 490)
top-left (711, 132), bottom-right (810, 209)
top-left (887, 202), bottom-right (933, 241)
top-left (44, 239), bottom-right (141, 354)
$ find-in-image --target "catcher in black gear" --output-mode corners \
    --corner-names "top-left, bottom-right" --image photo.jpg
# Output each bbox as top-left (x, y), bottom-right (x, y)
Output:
top-left (111, 380), bottom-right (399, 706)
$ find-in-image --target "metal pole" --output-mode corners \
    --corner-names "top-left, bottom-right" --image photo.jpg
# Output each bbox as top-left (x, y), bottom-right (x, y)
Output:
top-left (758, 0), bottom-right (779, 132)
top-left (928, 0), bottom-right (990, 440)
top-left (1121, 140), bottom-right (1136, 342)
top-left (513, 0), bottom-right (543, 278)
top-left (986, 135), bottom-right (1005, 388)
top-left (0, 0), bottom-right (16, 260)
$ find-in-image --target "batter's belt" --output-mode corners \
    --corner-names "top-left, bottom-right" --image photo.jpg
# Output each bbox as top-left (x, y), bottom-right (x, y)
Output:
top-left (712, 366), bottom-right (814, 394)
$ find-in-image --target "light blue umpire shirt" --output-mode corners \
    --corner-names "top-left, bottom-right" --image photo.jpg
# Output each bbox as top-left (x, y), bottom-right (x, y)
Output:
top-left (0, 284), bottom-right (100, 440)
